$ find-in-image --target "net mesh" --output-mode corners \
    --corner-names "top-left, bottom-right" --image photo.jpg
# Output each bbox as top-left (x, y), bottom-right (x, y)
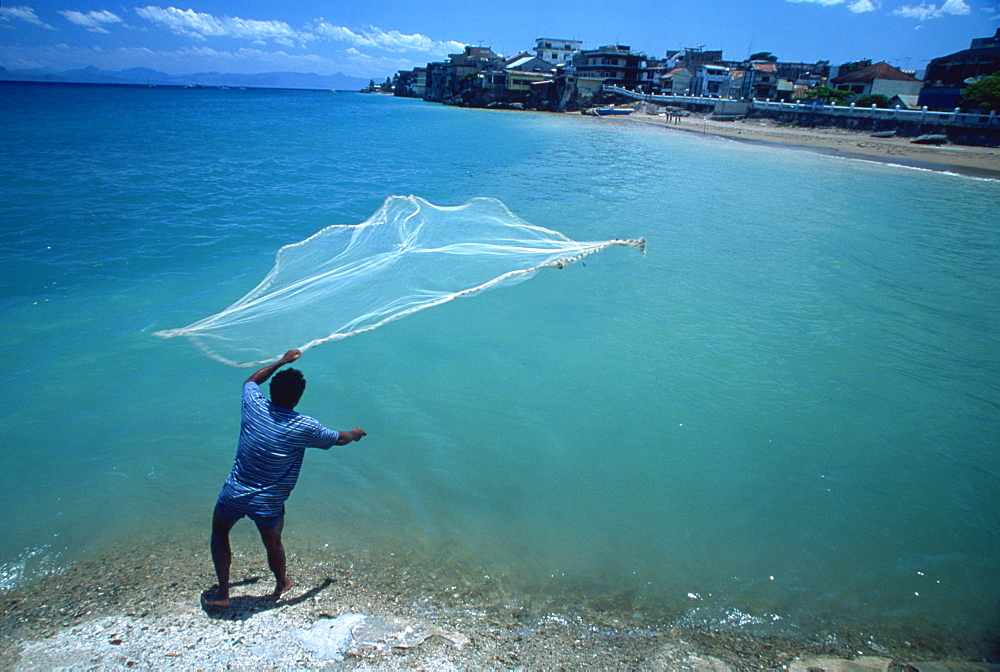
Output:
top-left (154, 195), bottom-right (645, 366)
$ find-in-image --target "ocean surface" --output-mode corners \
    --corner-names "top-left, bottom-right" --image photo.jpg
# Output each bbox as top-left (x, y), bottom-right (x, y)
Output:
top-left (1, 82), bottom-right (998, 651)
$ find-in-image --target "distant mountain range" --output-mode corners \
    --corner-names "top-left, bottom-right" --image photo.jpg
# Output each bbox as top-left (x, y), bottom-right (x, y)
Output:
top-left (0, 65), bottom-right (371, 91)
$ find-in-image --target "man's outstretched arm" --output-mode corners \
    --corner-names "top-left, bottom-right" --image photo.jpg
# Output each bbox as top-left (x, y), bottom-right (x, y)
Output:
top-left (245, 349), bottom-right (301, 385)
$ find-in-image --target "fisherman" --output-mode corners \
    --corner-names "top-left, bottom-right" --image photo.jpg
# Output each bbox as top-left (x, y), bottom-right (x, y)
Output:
top-left (203, 349), bottom-right (366, 608)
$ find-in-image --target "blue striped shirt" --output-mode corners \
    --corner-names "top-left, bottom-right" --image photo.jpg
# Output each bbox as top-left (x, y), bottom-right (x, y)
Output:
top-left (218, 382), bottom-right (340, 516)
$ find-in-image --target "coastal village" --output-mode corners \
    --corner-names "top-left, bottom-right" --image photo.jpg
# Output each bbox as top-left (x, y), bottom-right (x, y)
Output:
top-left (380, 30), bottom-right (1000, 145)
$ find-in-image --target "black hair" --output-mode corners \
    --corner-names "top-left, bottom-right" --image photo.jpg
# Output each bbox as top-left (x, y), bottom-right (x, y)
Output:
top-left (270, 368), bottom-right (306, 409)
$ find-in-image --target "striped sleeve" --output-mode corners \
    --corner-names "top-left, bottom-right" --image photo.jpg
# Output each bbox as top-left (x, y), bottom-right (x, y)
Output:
top-left (308, 423), bottom-right (340, 449)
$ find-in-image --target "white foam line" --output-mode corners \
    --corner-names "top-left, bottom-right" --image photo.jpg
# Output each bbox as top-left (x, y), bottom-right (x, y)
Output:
top-left (820, 153), bottom-right (1000, 183)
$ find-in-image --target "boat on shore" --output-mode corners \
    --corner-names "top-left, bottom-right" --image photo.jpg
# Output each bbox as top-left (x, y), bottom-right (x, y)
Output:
top-left (594, 107), bottom-right (635, 116)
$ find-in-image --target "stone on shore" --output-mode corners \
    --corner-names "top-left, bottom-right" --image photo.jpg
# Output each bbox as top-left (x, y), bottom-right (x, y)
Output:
top-left (649, 641), bottom-right (736, 671)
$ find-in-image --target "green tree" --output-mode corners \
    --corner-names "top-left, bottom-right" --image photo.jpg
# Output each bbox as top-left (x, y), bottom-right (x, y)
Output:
top-left (960, 71), bottom-right (1000, 112)
top-left (801, 86), bottom-right (853, 105)
top-left (854, 94), bottom-right (892, 108)
top-left (749, 51), bottom-right (778, 63)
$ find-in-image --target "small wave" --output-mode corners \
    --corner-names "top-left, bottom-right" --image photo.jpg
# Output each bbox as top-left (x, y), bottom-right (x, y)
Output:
top-left (0, 546), bottom-right (65, 593)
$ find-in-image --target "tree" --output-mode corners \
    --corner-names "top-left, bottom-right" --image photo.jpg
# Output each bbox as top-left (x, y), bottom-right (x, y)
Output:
top-left (854, 94), bottom-right (892, 108)
top-left (961, 71), bottom-right (1000, 112)
top-left (749, 51), bottom-right (778, 63)
top-left (801, 86), bottom-right (853, 105)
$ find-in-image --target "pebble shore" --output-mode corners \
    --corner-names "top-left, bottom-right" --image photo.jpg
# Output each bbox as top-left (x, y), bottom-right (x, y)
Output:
top-left (2, 534), bottom-right (996, 670)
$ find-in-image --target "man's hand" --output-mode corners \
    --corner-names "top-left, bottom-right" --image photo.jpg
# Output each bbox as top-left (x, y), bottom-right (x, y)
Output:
top-left (246, 348), bottom-right (302, 385)
top-left (336, 428), bottom-right (366, 445)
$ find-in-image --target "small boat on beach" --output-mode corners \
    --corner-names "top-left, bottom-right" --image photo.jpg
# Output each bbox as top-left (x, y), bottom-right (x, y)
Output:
top-left (594, 107), bottom-right (635, 116)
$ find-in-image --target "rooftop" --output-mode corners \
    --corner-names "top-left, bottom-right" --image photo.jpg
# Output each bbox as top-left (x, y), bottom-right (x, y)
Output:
top-left (832, 62), bottom-right (919, 83)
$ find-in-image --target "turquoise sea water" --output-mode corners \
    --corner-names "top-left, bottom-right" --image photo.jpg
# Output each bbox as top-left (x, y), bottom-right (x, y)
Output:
top-left (1, 82), bottom-right (998, 650)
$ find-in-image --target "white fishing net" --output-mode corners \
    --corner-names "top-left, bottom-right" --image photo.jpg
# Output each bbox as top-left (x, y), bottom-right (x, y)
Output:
top-left (154, 195), bottom-right (646, 366)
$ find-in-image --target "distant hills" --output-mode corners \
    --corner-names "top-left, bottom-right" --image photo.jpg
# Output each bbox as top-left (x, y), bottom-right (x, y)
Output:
top-left (0, 65), bottom-right (370, 91)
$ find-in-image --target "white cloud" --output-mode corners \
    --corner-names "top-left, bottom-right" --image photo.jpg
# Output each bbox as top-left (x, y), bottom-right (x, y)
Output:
top-left (134, 6), bottom-right (309, 46)
top-left (0, 5), bottom-right (54, 29)
top-left (0, 36), bottom-right (432, 79)
top-left (847, 0), bottom-right (879, 11)
top-left (312, 22), bottom-right (465, 57)
top-left (941, 0), bottom-right (972, 13)
top-left (892, 0), bottom-right (971, 19)
top-left (130, 6), bottom-right (466, 62)
top-left (60, 10), bottom-right (123, 34)
top-left (787, 0), bottom-right (880, 10)
top-left (787, 0), bottom-right (847, 5)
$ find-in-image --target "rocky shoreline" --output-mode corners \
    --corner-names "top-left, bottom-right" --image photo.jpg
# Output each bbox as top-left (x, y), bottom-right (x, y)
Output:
top-left (2, 535), bottom-right (997, 670)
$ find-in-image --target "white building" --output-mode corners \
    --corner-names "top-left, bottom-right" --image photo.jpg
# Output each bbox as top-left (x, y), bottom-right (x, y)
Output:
top-left (534, 38), bottom-right (582, 65)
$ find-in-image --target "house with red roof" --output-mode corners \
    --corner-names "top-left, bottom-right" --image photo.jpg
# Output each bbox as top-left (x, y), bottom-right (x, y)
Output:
top-left (831, 61), bottom-right (922, 99)
top-left (739, 62), bottom-right (779, 99)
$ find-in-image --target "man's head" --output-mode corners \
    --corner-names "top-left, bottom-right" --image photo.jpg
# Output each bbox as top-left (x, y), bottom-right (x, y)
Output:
top-left (270, 368), bottom-right (306, 409)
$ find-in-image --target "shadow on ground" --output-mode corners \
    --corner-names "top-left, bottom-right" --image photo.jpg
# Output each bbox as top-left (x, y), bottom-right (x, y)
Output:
top-left (200, 577), bottom-right (335, 621)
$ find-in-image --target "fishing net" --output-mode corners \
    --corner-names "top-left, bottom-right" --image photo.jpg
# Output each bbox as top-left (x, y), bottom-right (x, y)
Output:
top-left (154, 195), bottom-right (645, 366)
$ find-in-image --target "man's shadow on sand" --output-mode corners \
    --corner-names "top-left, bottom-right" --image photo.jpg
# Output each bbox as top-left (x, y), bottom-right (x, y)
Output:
top-left (200, 577), bottom-right (335, 621)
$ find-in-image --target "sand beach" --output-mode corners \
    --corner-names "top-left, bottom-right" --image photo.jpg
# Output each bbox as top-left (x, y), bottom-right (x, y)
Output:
top-left (619, 111), bottom-right (1000, 178)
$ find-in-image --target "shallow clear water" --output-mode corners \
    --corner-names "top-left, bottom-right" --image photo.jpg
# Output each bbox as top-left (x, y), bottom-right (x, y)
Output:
top-left (1, 82), bottom-right (998, 648)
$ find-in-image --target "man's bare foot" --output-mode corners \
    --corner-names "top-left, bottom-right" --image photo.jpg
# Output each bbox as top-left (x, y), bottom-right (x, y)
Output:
top-left (202, 587), bottom-right (230, 608)
top-left (273, 577), bottom-right (296, 598)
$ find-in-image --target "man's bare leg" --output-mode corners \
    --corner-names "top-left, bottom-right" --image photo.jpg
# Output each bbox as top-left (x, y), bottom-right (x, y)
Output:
top-left (259, 519), bottom-right (295, 597)
top-left (205, 512), bottom-right (238, 607)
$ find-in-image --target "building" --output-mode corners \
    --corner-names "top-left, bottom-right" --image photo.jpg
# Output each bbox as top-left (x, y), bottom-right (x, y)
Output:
top-left (774, 61), bottom-right (830, 85)
top-left (831, 61), bottom-right (922, 99)
top-left (572, 45), bottom-right (647, 88)
top-left (505, 70), bottom-right (554, 93)
top-left (392, 70), bottom-right (413, 96)
top-left (738, 62), bottom-right (779, 99)
top-left (504, 54), bottom-right (555, 73)
top-left (653, 66), bottom-right (693, 95)
top-left (483, 55), bottom-right (555, 95)
top-left (423, 46), bottom-right (501, 102)
top-left (691, 64), bottom-right (732, 97)
top-left (775, 79), bottom-right (798, 101)
top-left (534, 38), bottom-right (582, 65)
top-left (665, 48), bottom-right (724, 75)
top-left (920, 29), bottom-right (1000, 110)
top-left (411, 67), bottom-right (427, 98)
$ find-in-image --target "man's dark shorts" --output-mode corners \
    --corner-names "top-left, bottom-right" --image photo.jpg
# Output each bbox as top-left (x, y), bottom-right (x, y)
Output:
top-left (214, 499), bottom-right (284, 531)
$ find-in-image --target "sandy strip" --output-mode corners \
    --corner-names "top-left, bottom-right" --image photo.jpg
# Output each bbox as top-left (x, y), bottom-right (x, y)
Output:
top-left (620, 112), bottom-right (1000, 179)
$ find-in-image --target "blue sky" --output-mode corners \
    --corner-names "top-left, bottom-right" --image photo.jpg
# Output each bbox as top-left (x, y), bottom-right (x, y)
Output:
top-left (1, 0), bottom-right (997, 78)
